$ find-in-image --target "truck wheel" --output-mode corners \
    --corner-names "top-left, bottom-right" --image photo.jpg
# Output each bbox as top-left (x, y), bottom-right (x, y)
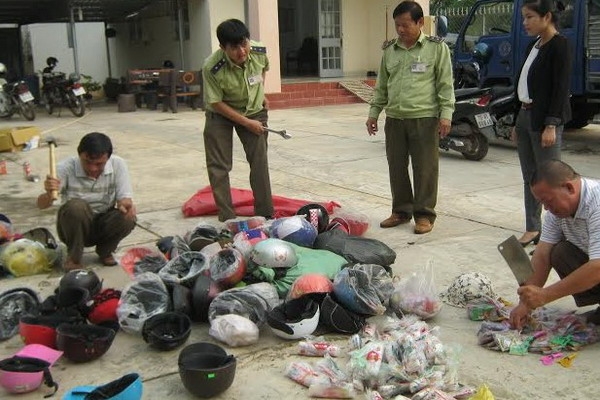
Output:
top-left (461, 133), bottom-right (489, 161)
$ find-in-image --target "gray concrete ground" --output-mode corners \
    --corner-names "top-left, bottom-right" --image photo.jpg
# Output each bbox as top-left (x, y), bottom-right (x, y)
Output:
top-left (1, 101), bottom-right (600, 399)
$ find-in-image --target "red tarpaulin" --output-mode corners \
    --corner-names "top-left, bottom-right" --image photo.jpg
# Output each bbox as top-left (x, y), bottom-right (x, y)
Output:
top-left (182, 186), bottom-right (341, 218)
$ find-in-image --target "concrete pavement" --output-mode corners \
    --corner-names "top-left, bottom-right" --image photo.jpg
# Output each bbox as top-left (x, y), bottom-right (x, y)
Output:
top-left (1, 101), bottom-right (600, 399)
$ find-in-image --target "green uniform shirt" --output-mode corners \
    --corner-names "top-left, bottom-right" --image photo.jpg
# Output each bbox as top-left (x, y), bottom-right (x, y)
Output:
top-left (369, 32), bottom-right (455, 121)
top-left (202, 40), bottom-right (269, 116)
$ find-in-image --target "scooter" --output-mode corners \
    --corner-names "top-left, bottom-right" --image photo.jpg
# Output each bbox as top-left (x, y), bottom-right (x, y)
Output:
top-left (440, 86), bottom-right (516, 161)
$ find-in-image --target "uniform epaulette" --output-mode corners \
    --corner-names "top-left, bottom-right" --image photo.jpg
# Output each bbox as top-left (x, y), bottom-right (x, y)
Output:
top-left (211, 58), bottom-right (226, 74)
top-left (427, 36), bottom-right (444, 43)
top-left (251, 45), bottom-right (267, 54)
top-left (381, 39), bottom-right (395, 50)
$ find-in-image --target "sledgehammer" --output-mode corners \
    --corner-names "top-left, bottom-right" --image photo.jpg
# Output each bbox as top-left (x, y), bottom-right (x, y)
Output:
top-left (264, 127), bottom-right (292, 139)
top-left (45, 137), bottom-right (58, 201)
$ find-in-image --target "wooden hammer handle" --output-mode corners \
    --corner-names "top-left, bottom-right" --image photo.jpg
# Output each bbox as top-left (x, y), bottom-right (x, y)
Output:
top-left (49, 143), bottom-right (58, 201)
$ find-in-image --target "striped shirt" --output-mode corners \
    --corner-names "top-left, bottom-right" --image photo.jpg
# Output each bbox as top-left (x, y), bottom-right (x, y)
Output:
top-left (541, 178), bottom-right (600, 259)
top-left (57, 155), bottom-right (133, 214)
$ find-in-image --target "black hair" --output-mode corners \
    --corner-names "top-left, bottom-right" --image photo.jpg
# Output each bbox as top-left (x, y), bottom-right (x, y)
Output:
top-left (77, 132), bottom-right (113, 158)
top-left (216, 19), bottom-right (250, 47)
top-left (393, 1), bottom-right (424, 22)
top-left (530, 159), bottom-right (580, 187)
top-left (523, 0), bottom-right (565, 25)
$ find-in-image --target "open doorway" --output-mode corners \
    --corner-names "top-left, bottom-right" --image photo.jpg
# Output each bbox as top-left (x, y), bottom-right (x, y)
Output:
top-left (278, 0), bottom-right (319, 78)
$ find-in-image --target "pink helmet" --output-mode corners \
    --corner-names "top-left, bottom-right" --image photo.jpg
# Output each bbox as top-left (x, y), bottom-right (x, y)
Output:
top-left (0, 344), bottom-right (62, 395)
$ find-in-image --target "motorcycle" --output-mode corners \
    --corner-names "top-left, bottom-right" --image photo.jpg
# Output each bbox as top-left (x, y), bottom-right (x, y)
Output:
top-left (41, 71), bottom-right (86, 117)
top-left (0, 79), bottom-right (36, 121)
top-left (440, 85), bottom-right (516, 161)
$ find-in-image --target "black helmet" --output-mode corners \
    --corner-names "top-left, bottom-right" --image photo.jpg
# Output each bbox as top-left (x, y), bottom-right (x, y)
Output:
top-left (141, 312), bottom-right (191, 351)
top-left (297, 203), bottom-right (330, 233)
top-left (171, 283), bottom-right (193, 318)
top-left (191, 276), bottom-right (222, 322)
top-left (0, 287), bottom-right (40, 341)
top-left (46, 57), bottom-right (58, 67)
top-left (178, 342), bottom-right (236, 398)
top-left (186, 225), bottom-right (219, 251)
top-left (59, 269), bottom-right (102, 297)
top-left (319, 293), bottom-right (366, 334)
top-left (56, 324), bottom-right (116, 363)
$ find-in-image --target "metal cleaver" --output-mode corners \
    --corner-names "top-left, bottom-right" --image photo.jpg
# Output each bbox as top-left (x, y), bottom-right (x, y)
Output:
top-left (497, 235), bottom-right (535, 285)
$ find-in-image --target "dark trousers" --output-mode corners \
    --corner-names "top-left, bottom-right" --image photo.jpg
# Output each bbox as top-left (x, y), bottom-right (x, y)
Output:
top-left (550, 240), bottom-right (600, 306)
top-left (384, 117), bottom-right (439, 222)
top-left (203, 109), bottom-right (274, 222)
top-left (515, 109), bottom-right (562, 231)
top-left (57, 198), bottom-right (135, 263)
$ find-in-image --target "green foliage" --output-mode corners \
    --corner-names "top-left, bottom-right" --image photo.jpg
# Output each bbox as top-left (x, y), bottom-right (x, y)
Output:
top-left (80, 74), bottom-right (102, 92)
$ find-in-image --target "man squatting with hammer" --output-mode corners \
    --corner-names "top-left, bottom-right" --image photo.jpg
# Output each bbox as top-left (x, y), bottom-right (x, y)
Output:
top-left (37, 132), bottom-right (136, 271)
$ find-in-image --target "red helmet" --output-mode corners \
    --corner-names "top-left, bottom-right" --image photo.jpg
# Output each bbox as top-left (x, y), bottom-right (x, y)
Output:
top-left (288, 274), bottom-right (333, 300)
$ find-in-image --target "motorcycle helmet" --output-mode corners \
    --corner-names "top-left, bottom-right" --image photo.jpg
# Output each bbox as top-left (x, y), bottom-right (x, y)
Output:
top-left (0, 63), bottom-right (6, 77)
top-left (297, 203), bottom-right (330, 233)
top-left (270, 216), bottom-right (318, 248)
top-left (439, 272), bottom-right (497, 308)
top-left (59, 269), bottom-right (102, 298)
top-left (208, 248), bottom-right (246, 288)
top-left (207, 282), bottom-right (279, 326)
top-left (120, 247), bottom-right (164, 278)
top-left (0, 287), bottom-right (40, 341)
top-left (19, 314), bottom-right (83, 349)
top-left (158, 251), bottom-right (207, 287)
top-left (0, 356), bottom-right (59, 396)
top-left (249, 239), bottom-right (298, 269)
top-left (473, 42), bottom-right (492, 65)
top-left (141, 312), bottom-right (191, 351)
top-left (288, 274), bottom-right (334, 301)
top-left (0, 213), bottom-right (12, 243)
top-left (117, 272), bottom-right (170, 334)
top-left (156, 236), bottom-right (175, 259)
top-left (266, 296), bottom-right (320, 340)
top-left (56, 324), bottom-right (116, 363)
top-left (320, 293), bottom-right (366, 334)
top-left (87, 289), bottom-right (121, 327)
top-left (332, 264), bottom-right (394, 316)
top-left (326, 217), bottom-right (351, 234)
top-left (178, 342), bottom-right (236, 398)
top-left (186, 225), bottom-right (219, 252)
top-left (46, 57), bottom-right (58, 68)
top-left (232, 228), bottom-right (268, 259)
top-left (1, 239), bottom-right (53, 277)
top-left (62, 373), bottom-right (143, 400)
top-left (191, 275), bottom-right (222, 322)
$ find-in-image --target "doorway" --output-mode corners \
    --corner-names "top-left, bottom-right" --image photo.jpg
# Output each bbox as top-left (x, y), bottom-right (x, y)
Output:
top-left (278, 0), bottom-right (319, 78)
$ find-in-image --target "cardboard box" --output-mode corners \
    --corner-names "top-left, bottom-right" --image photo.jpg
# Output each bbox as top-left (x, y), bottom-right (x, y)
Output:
top-left (0, 126), bottom-right (41, 152)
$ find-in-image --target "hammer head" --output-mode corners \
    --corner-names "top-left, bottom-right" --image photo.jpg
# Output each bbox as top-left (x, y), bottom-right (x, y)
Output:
top-left (44, 136), bottom-right (57, 147)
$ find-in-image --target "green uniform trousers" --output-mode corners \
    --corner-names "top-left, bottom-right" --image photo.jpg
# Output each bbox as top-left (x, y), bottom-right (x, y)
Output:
top-left (203, 109), bottom-right (274, 221)
top-left (57, 198), bottom-right (136, 263)
top-left (384, 116), bottom-right (439, 222)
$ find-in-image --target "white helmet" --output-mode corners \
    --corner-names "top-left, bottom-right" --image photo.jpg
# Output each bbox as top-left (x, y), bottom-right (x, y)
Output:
top-left (0, 63), bottom-right (6, 75)
top-left (266, 296), bottom-right (320, 340)
top-left (249, 239), bottom-right (298, 269)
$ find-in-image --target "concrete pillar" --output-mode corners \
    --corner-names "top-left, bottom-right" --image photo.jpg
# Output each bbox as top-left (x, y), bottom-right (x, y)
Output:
top-left (247, 0), bottom-right (281, 93)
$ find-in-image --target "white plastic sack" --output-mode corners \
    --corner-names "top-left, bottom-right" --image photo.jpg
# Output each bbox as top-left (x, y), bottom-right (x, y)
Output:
top-left (209, 314), bottom-right (260, 347)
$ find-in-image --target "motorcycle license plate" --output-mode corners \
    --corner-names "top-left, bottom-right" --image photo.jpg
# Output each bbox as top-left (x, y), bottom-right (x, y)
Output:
top-left (73, 87), bottom-right (86, 96)
top-left (475, 112), bottom-right (494, 129)
top-left (19, 91), bottom-right (34, 102)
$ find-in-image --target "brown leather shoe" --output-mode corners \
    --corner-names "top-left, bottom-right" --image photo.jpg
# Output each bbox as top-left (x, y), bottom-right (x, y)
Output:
top-left (380, 213), bottom-right (411, 228)
top-left (100, 255), bottom-right (118, 266)
top-left (414, 218), bottom-right (433, 234)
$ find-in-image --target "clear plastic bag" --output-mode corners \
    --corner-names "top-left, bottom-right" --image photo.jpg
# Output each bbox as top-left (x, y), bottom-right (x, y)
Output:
top-left (158, 251), bottom-right (208, 287)
top-left (208, 282), bottom-right (280, 325)
top-left (332, 264), bottom-right (394, 316)
top-left (117, 272), bottom-right (170, 334)
top-left (390, 260), bottom-right (442, 320)
top-left (208, 314), bottom-right (259, 347)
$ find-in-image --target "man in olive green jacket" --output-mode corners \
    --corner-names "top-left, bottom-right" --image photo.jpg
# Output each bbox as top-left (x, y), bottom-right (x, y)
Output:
top-left (366, 1), bottom-right (455, 234)
top-left (202, 19), bottom-right (273, 222)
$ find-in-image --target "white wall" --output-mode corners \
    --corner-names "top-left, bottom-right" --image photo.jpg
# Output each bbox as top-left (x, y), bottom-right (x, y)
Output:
top-left (29, 22), bottom-right (108, 83)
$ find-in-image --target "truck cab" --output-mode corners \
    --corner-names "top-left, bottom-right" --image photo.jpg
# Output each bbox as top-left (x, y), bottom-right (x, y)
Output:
top-left (451, 0), bottom-right (600, 128)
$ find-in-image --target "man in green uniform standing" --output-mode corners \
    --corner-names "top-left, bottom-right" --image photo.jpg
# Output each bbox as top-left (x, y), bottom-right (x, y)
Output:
top-left (202, 19), bottom-right (274, 222)
top-left (366, 1), bottom-right (455, 234)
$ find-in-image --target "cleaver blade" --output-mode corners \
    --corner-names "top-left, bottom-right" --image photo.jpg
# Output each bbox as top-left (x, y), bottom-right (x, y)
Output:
top-left (497, 235), bottom-right (535, 285)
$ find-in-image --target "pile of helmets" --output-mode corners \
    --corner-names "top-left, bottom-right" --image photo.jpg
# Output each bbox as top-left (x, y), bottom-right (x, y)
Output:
top-left (14, 269), bottom-right (120, 364)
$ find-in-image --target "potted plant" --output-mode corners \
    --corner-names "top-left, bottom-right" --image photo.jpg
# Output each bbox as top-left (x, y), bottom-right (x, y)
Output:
top-left (80, 74), bottom-right (103, 100)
